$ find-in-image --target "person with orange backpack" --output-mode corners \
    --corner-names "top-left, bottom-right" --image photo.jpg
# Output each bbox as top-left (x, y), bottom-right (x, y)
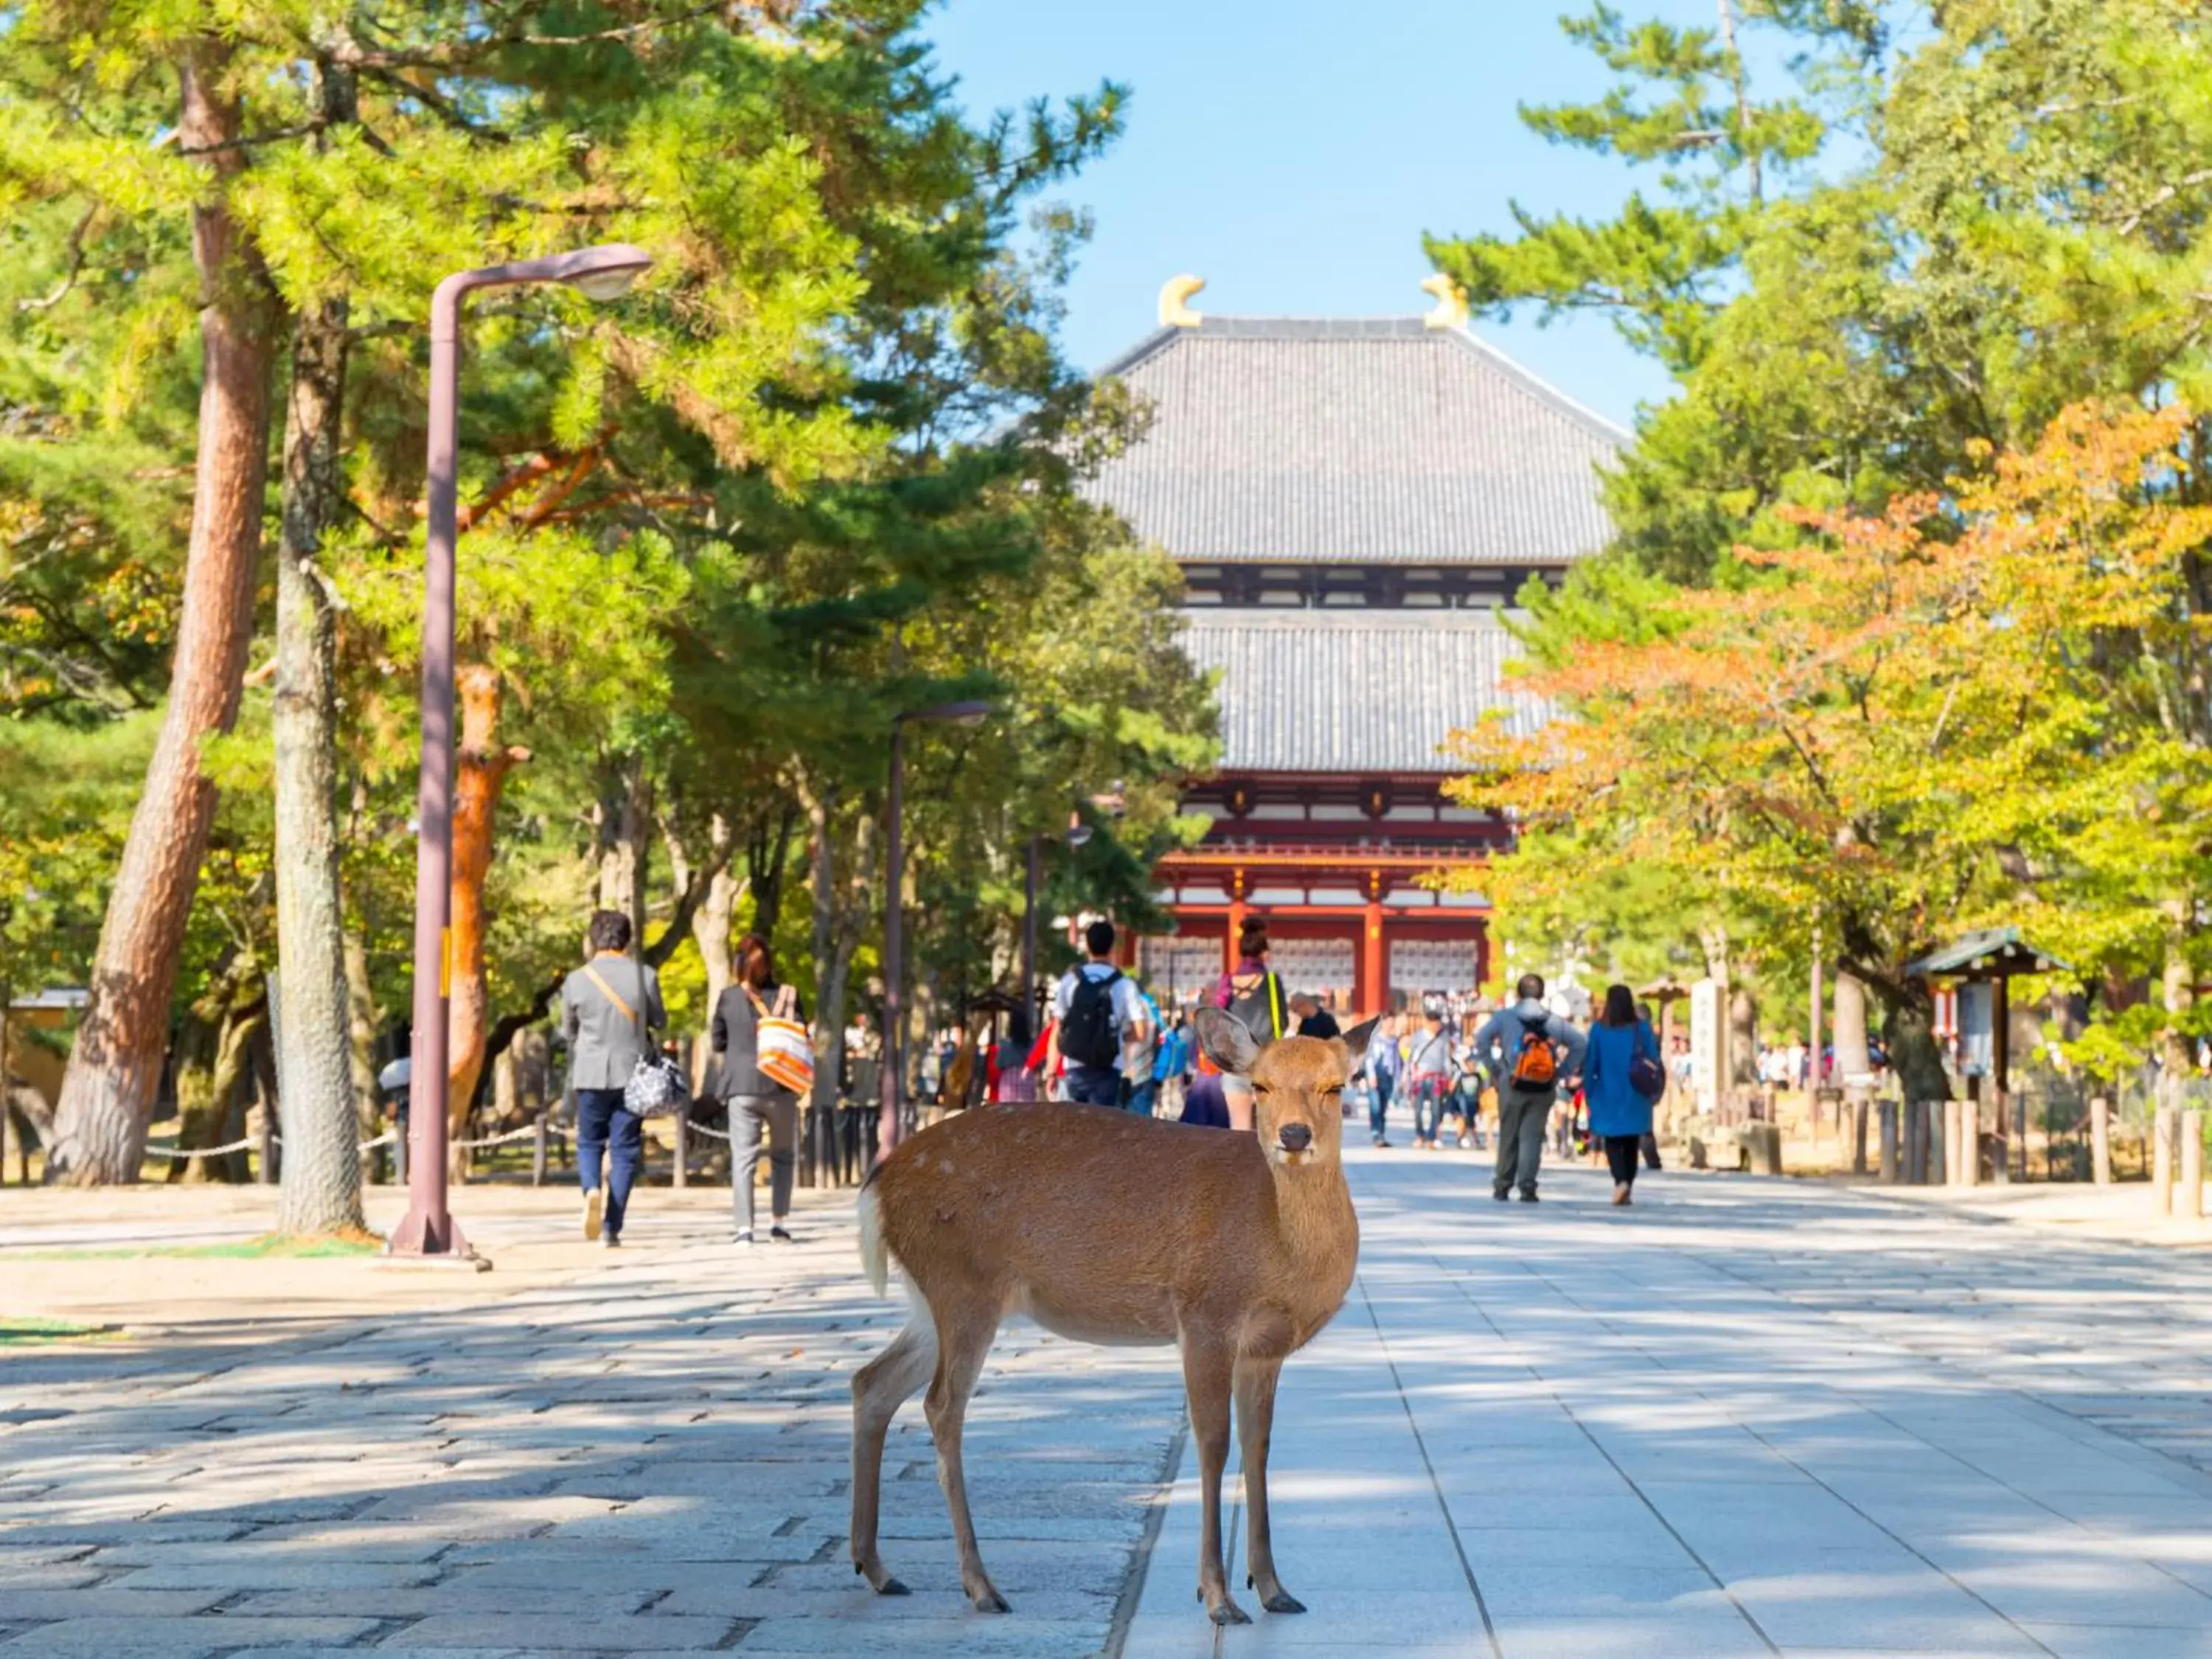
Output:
top-left (1472, 973), bottom-right (1586, 1203)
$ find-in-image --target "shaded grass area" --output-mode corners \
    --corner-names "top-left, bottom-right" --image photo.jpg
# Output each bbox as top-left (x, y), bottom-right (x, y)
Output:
top-left (0, 1316), bottom-right (122, 1346)
top-left (11, 1231), bottom-right (382, 1264)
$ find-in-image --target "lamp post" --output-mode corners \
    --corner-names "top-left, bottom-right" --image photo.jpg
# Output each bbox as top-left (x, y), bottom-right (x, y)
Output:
top-left (1021, 816), bottom-right (1091, 1020)
top-left (878, 699), bottom-right (994, 1163)
top-left (387, 244), bottom-right (653, 1260)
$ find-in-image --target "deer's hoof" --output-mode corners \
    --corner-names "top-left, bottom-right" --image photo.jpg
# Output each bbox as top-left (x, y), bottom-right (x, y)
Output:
top-left (970, 1587), bottom-right (1011, 1615)
top-left (1208, 1599), bottom-right (1253, 1627)
top-left (874, 1576), bottom-right (911, 1597)
top-left (1262, 1591), bottom-right (1307, 1615)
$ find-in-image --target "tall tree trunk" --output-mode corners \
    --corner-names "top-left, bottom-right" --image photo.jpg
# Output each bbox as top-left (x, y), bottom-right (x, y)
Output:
top-left (169, 976), bottom-right (265, 1185)
top-left (681, 813), bottom-right (742, 1091)
top-left (803, 782), bottom-right (875, 1120)
top-left (597, 754), bottom-right (651, 947)
top-left (47, 46), bottom-right (275, 1183)
top-left (1832, 970), bottom-right (1871, 1080)
top-left (446, 663), bottom-right (527, 1172)
top-left (749, 800), bottom-right (799, 949)
top-left (2161, 895), bottom-right (2195, 1107)
top-left (1879, 978), bottom-right (1951, 1107)
top-left (271, 254), bottom-right (364, 1234)
top-left (343, 920), bottom-right (382, 1151)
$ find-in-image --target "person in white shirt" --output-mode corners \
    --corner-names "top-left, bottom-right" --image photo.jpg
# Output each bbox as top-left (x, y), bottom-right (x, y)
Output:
top-left (1049, 920), bottom-right (1152, 1107)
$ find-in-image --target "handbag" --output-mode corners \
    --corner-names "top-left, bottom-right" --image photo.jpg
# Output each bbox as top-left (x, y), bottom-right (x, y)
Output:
top-left (582, 962), bottom-right (689, 1119)
top-left (748, 986), bottom-right (816, 1097)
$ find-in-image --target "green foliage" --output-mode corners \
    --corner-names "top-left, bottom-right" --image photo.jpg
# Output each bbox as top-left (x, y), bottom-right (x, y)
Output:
top-left (0, 0), bottom-right (1207, 1069)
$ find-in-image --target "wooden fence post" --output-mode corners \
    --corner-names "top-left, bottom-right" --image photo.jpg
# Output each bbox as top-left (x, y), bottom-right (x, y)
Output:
top-left (1939, 1100), bottom-right (1959, 1186)
top-left (2154, 1105), bottom-right (2177, 1217)
top-left (1850, 1087), bottom-right (1870, 1175)
top-left (1879, 1100), bottom-right (1899, 1183)
top-left (532, 1110), bottom-right (548, 1187)
top-left (2090, 1097), bottom-right (2112, 1186)
top-left (1960, 1097), bottom-right (1979, 1188)
top-left (673, 1105), bottom-right (689, 1190)
top-left (2183, 1110), bottom-right (2205, 1222)
top-left (257, 1106), bottom-right (276, 1185)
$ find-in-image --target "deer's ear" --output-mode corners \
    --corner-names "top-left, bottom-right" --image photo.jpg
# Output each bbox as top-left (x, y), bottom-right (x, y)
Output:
top-left (1192, 1006), bottom-right (1262, 1077)
top-left (1337, 1016), bottom-right (1381, 1068)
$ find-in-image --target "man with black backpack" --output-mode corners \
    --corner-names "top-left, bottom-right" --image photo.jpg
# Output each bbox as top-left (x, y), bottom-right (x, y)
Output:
top-left (1472, 973), bottom-right (1587, 1203)
top-left (1051, 919), bottom-right (1153, 1108)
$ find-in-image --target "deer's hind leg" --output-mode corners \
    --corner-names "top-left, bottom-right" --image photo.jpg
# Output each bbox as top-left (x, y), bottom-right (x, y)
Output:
top-left (925, 1294), bottom-right (1008, 1613)
top-left (851, 1314), bottom-right (936, 1595)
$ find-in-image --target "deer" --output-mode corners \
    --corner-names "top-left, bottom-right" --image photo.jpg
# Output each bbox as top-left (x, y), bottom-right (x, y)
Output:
top-left (849, 1006), bottom-right (1375, 1626)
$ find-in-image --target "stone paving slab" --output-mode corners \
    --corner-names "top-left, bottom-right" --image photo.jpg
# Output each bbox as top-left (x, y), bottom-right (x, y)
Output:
top-left (10, 1153), bottom-right (2212, 1656)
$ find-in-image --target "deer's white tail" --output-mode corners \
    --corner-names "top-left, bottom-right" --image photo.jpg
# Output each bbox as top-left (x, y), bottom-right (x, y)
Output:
top-left (856, 1180), bottom-right (890, 1298)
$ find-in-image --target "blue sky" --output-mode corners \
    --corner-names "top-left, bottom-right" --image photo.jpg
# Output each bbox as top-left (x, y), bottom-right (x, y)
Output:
top-left (924, 0), bottom-right (1736, 430)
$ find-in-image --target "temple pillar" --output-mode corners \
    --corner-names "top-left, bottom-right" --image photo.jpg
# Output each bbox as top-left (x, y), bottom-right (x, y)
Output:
top-left (1362, 873), bottom-right (1385, 1018)
top-left (1227, 868), bottom-right (1248, 974)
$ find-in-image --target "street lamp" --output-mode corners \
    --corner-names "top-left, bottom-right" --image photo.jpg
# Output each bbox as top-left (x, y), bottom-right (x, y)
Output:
top-left (878, 699), bottom-right (994, 1163)
top-left (387, 244), bottom-right (653, 1262)
top-left (1020, 785), bottom-right (1124, 1018)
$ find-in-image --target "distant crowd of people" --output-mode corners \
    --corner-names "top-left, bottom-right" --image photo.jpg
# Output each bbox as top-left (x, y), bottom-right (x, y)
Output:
top-left (549, 906), bottom-right (1682, 1246)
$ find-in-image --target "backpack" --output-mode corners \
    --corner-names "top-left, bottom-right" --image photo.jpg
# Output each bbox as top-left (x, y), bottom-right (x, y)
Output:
top-left (1061, 969), bottom-right (1122, 1068)
top-left (1227, 970), bottom-right (1287, 1046)
top-left (1627, 1023), bottom-right (1666, 1103)
top-left (1509, 1018), bottom-right (1559, 1092)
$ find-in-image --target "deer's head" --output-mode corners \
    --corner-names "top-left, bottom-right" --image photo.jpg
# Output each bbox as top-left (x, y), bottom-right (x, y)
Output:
top-left (1193, 1008), bottom-right (1380, 1169)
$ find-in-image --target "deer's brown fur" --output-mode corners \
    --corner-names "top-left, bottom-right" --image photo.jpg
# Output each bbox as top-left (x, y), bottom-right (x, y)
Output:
top-left (849, 1007), bottom-right (1372, 1624)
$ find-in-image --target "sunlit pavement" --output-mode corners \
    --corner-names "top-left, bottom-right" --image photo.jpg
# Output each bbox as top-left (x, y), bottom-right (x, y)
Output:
top-left (4, 1150), bottom-right (2212, 1658)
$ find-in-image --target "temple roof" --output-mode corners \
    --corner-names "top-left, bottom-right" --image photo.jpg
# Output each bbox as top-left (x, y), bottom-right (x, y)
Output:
top-left (1088, 315), bottom-right (1624, 567)
top-left (1182, 608), bottom-right (1545, 773)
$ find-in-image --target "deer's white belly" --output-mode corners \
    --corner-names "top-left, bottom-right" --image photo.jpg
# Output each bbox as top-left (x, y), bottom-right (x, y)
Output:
top-left (1009, 1283), bottom-right (1179, 1347)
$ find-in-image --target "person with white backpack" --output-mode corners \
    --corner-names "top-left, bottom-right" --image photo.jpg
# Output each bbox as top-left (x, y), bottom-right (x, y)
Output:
top-left (711, 933), bottom-right (811, 1245)
top-left (561, 910), bottom-right (667, 1248)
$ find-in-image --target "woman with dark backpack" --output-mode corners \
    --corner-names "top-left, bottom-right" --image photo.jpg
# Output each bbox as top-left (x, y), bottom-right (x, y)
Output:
top-left (1582, 982), bottom-right (1665, 1207)
top-left (1210, 917), bottom-right (1286, 1134)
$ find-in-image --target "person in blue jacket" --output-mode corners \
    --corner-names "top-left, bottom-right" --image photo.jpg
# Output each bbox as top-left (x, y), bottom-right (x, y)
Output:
top-left (1582, 982), bottom-right (1662, 1207)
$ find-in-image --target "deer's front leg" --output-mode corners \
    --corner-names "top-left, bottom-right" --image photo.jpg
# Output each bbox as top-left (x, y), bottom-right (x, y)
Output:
top-left (1180, 1332), bottom-right (1248, 1625)
top-left (1235, 1354), bottom-right (1301, 1613)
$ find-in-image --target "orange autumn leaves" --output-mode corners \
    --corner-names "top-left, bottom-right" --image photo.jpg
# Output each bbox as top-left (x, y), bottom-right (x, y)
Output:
top-left (1448, 403), bottom-right (2212, 947)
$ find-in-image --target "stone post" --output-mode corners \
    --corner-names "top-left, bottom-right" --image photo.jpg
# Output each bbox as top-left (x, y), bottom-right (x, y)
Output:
top-left (1905, 1099), bottom-right (1928, 1185)
top-left (2154, 1105), bottom-right (2177, 1217)
top-left (1879, 1099), bottom-right (1899, 1183)
top-left (2090, 1097), bottom-right (2112, 1186)
top-left (2183, 1110), bottom-right (2205, 1222)
top-left (1940, 1099), bottom-right (1959, 1186)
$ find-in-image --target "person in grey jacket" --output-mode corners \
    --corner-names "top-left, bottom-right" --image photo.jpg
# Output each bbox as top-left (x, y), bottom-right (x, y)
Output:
top-left (1473, 974), bottom-right (1587, 1203)
top-left (561, 910), bottom-right (665, 1246)
top-left (711, 933), bottom-right (805, 1245)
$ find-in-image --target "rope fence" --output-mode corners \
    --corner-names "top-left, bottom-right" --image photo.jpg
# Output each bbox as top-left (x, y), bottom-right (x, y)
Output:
top-left (119, 1099), bottom-right (879, 1193)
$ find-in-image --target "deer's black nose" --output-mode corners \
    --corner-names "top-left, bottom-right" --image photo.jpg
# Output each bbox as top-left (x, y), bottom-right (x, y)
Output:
top-left (1279, 1122), bottom-right (1313, 1152)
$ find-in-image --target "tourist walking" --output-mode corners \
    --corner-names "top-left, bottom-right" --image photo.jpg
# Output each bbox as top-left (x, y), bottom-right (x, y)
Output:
top-left (1052, 920), bottom-right (1152, 1107)
top-left (561, 909), bottom-right (665, 1248)
top-left (1127, 984), bottom-right (1166, 1115)
top-left (1407, 1002), bottom-right (1456, 1150)
top-left (711, 933), bottom-right (806, 1245)
top-left (1360, 1013), bottom-right (1401, 1147)
top-left (990, 1006), bottom-right (1038, 1102)
top-left (1473, 974), bottom-right (1586, 1203)
top-left (1212, 918), bottom-right (1288, 1133)
top-left (1291, 992), bottom-right (1340, 1040)
top-left (1583, 983), bottom-right (1662, 1206)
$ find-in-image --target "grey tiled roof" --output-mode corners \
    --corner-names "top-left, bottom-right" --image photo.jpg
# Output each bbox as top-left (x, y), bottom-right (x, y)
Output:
top-left (1088, 316), bottom-right (1624, 566)
top-left (1182, 608), bottom-right (1545, 773)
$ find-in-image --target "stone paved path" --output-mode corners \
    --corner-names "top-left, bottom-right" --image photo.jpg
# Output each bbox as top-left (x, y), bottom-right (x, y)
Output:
top-left (7, 1152), bottom-right (2212, 1658)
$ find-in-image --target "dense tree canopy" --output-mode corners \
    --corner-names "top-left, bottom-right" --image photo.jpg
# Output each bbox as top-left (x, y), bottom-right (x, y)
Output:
top-left (1, 1), bottom-right (1214, 1187)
